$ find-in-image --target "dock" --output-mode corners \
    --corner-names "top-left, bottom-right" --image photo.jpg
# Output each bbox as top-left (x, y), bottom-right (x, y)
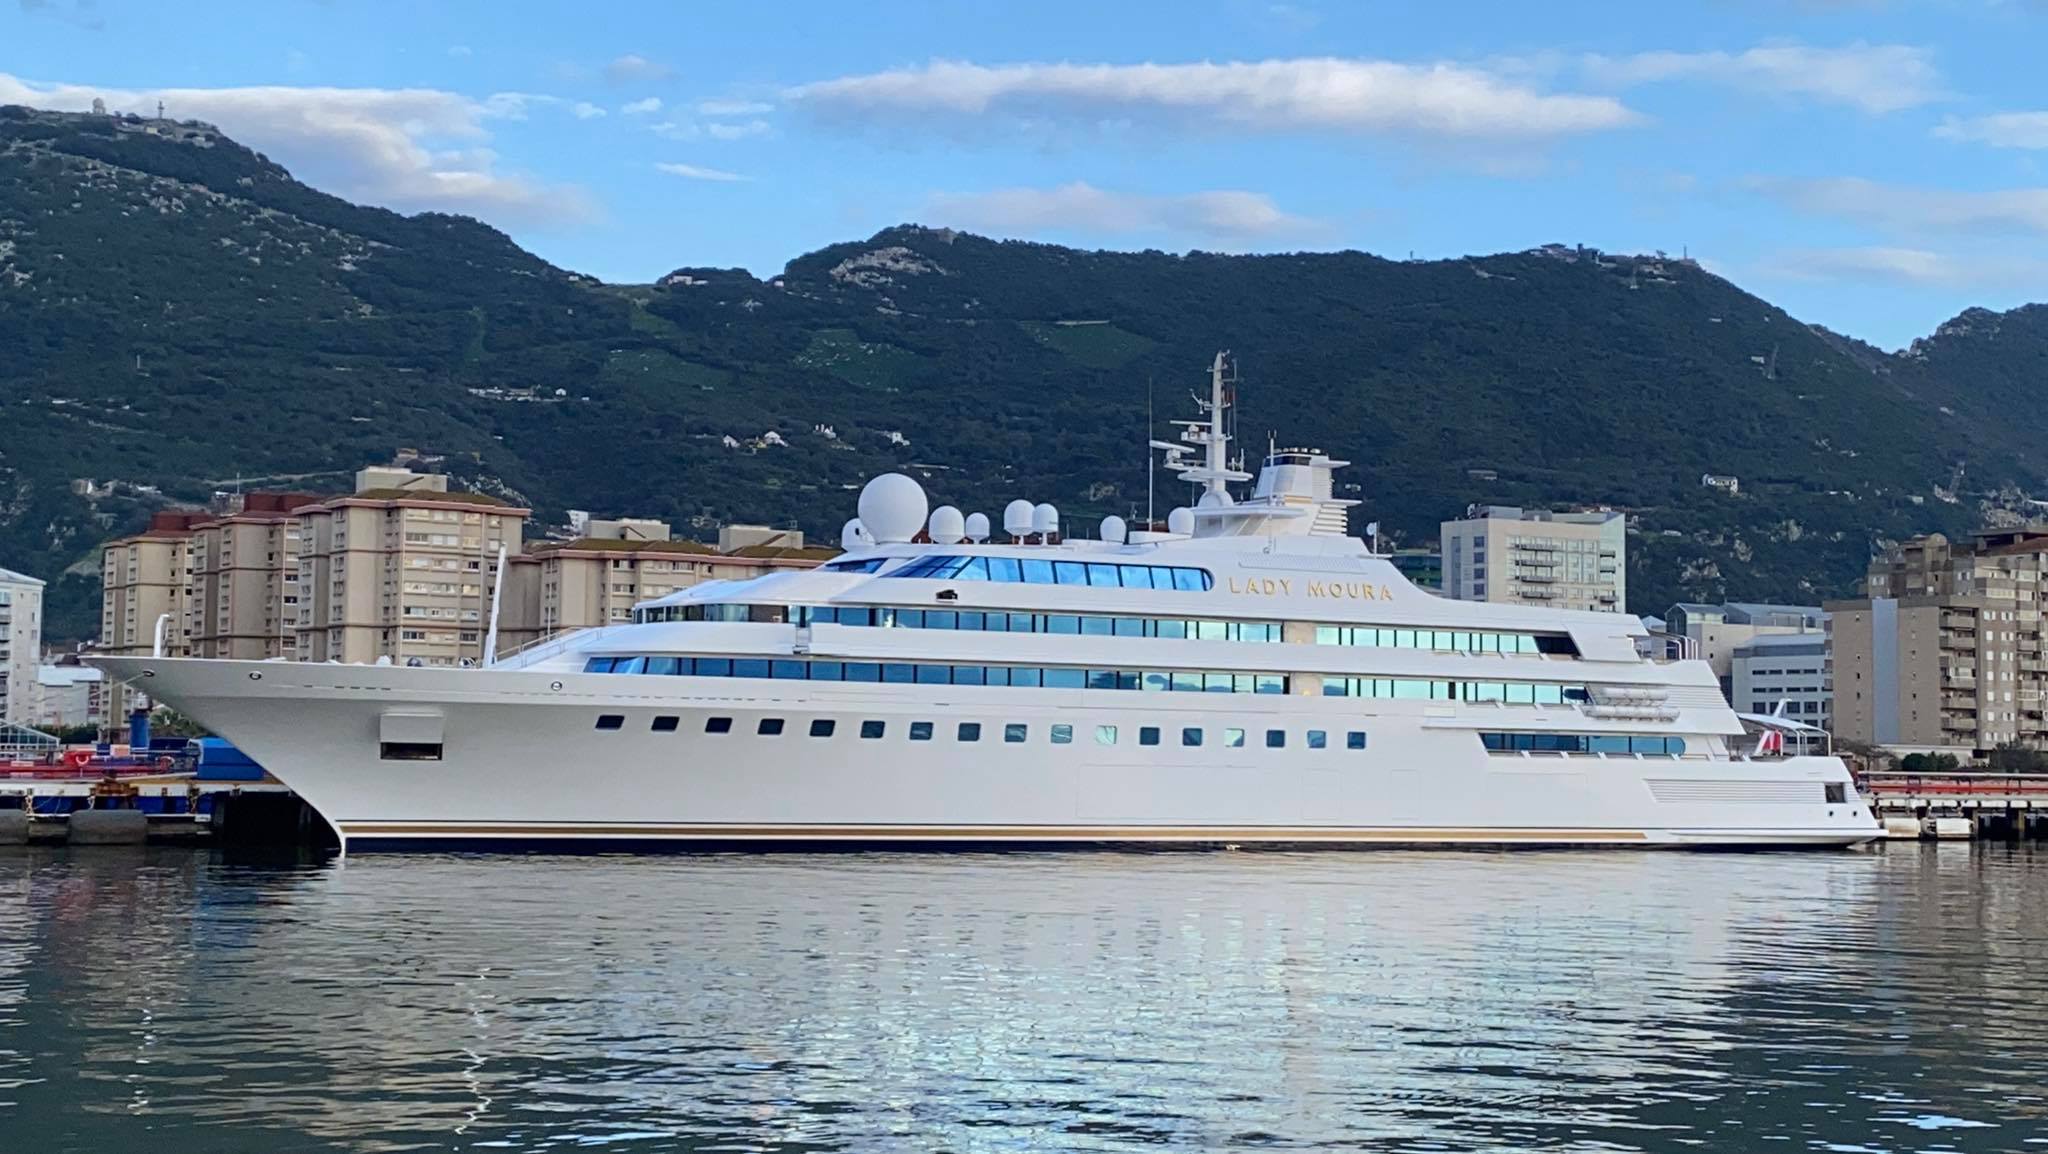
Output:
top-left (1860, 772), bottom-right (2048, 841)
top-left (0, 773), bottom-right (329, 848)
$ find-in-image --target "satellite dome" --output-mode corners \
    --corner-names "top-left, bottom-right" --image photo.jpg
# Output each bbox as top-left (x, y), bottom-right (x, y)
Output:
top-left (858, 473), bottom-right (929, 544)
top-left (840, 518), bottom-right (874, 551)
top-left (964, 512), bottom-right (991, 542)
top-left (1197, 489), bottom-right (1235, 508)
top-left (1031, 503), bottom-right (1060, 536)
top-left (1003, 499), bottom-right (1035, 537)
top-left (1166, 506), bottom-right (1195, 536)
top-left (1100, 515), bottom-right (1127, 544)
top-left (928, 505), bottom-right (966, 543)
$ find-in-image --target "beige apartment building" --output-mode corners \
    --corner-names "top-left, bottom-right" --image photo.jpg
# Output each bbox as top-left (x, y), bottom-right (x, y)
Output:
top-left (98, 510), bottom-right (210, 716)
top-left (1441, 505), bottom-right (1626, 613)
top-left (185, 492), bottom-right (324, 660)
top-left (0, 565), bottom-right (45, 726)
top-left (294, 470), bottom-right (530, 666)
top-left (1827, 528), bottom-right (2048, 756)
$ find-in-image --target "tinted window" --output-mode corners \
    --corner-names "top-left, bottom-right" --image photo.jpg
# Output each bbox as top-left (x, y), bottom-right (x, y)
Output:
top-left (1347, 731), bottom-right (1367, 750)
top-left (1307, 730), bottom-right (1327, 749)
top-left (733, 659), bottom-right (770, 679)
top-left (1095, 725), bottom-right (1118, 746)
top-left (652, 716), bottom-right (679, 732)
top-left (646, 657), bottom-right (681, 676)
top-left (989, 557), bottom-right (1023, 583)
top-left (1053, 561), bottom-right (1087, 585)
top-left (1182, 727), bottom-right (1203, 747)
top-left (1139, 726), bottom-right (1161, 746)
top-left (958, 722), bottom-right (982, 742)
top-left (809, 719), bottom-right (836, 738)
top-left (585, 657), bottom-right (616, 673)
top-left (1044, 668), bottom-right (1086, 689)
top-left (1005, 723), bottom-right (1028, 743)
top-left (910, 721), bottom-right (934, 741)
top-left (595, 715), bottom-right (624, 730)
top-left (758, 718), bottom-right (785, 736)
top-left (1021, 559), bottom-right (1055, 584)
top-left (1051, 724), bottom-right (1073, 744)
top-left (1266, 729), bottom-right (1286, 748)
top-left (705, 717), bottom-right (733, 734)
top-left (860, 721), bottom-right (886, 740)
top-left (1223, 728), bottom-right (1246, 748)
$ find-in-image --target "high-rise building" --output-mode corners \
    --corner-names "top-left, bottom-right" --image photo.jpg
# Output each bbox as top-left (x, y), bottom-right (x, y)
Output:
top-left (1827, 528), bottom-right (2048, 755)
top-left (1440, 506), bottom-right (1625, 612)
top-left (0, 566), bottom-right (45, 726)
top-left (184, 492), bottom-right (324, 660)
top-left (99, 510), bottom-right (210, 716)
top-left (293, 469), bottom-right (530, 666)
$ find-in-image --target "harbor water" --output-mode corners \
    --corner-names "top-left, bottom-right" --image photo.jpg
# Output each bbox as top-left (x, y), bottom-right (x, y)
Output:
top-left (3, 845), bottom-right (2046, 1152)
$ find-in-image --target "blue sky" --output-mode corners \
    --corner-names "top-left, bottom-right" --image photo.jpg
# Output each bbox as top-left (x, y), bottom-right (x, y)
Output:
top-left (6, 0), bottom-right (2048, 348)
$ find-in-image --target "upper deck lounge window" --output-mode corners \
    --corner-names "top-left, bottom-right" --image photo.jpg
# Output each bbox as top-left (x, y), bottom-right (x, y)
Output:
top-left (885, 554), bottom-right (1214, 591)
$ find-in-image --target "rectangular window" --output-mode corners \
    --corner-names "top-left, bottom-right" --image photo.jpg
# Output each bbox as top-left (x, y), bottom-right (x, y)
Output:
top-left (1139, 726), bottom-right (1161, 746)
top-left (910, 721), bottom-right (935, 741)
top-left (1307, 730), bottom-right (1327, 750)
top-left (809, 719), bottom-right (836, 738)
top-left (1223, 728), bottom-right (1245, 748)
top-left (916, 664), bottom-right (950, 685)
top-left (1825, 782), bottom-right (1847, 804)
top-left (860, 720), bottom-right (887, 740)
top-left (1094, 725), bottom-right (1118, 746)
top-left (958, 722), bottom-right (982, 742)
top-left (758, 718), bottom-right (785, 736)
top-left (705, 717), bottom-right (733, 734)
top-left (1182, 727), bottom-right (1203, 747)
top-left (1266, 729), bottom-right (1286, 748)
top-left (378, 742), bottom-right (442, 761)
top-left (1051, 724), bottom-right (1074, 744)
top-left (1044, 668), bottom-right (1086, 689)
top-left (595, 715), bottom-right (625, 731)
top-left (652, 716), bottom-right (680, 732)
top-left (1347, 731), bottom-right (1368, 750)
top-left (734, 659), bottom-right (771, 679)
top-left (1005, 723), bottom-right (1028, 743)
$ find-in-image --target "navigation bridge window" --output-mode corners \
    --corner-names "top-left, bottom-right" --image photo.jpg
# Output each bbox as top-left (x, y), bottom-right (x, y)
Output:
top-left (583, 655), bottom-right (1288, 694)
top-left (886, 555), bottom-right (1214, 591)
top-left (1481, 732), bottom-right (1686, 756)
top-left (1322, 678), bottom-right (1590, 704)
top-left (1316, 626), bottom-right (1577, 657)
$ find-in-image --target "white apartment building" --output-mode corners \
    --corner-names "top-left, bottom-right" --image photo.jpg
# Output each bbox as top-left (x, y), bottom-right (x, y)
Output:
top-left (1440, 506), bottom-right (1625, 613)
top-left (0, 566), bottom-right (44, 726)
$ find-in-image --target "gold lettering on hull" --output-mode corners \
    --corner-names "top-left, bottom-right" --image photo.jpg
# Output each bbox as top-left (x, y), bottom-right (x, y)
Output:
top-left (1227, 576), bottom-right (1395, 600)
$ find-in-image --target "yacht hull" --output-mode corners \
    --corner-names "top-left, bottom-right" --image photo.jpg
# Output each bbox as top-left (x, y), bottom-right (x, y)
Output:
top-left (97, 658), bottom-right (1883, 851)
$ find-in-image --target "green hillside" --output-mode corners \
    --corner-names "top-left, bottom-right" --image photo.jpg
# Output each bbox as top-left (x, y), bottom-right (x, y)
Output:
top-left (3, 104), bottom-right (2043, 640)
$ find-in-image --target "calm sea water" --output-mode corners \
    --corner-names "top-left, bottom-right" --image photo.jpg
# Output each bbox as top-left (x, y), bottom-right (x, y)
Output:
top-left (3, 845), bottom-right (2046, 1153)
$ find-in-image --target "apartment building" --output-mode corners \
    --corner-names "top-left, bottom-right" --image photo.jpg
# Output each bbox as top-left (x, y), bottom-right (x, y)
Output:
top-left (99, 510), bottom-right (209, 715)
top-left (33, 662), bottom-right (107, 731)
top-left (0, 566), bottom-right (44, 726)
top-left (1664, 602), bottom-right (1826, 697)
top-left (1729, 633), bottom-right (1831, 727)
top-left (185, 492), bottom-right (323, 660)
top-left (516, 521), bottom-right (832, 643)
top-left (294, 470), bottom-right (530, 666)
top-left (1827, 528), bottom-right (2048, 755)
top-left (1440, 505), bottom-right (1625, 612)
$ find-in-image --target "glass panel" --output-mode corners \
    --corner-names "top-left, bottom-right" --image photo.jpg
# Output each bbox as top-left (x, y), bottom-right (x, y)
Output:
top-left (1021, 559), bottom-right (1055, 584)
top-left (1533, 684), bottom-right (1564, 705)
top-left (1233, 674), bottom-right (1256, 694)
top-left (1113, 617), bottom-right (1146, 637)
top-left (1506, 683), bottom-right (1536, 705)
top-left (1314, 626), bottom-right (1339, 646)
top-left (614, 657), bottom-right (647, 675)
top-left (1182, 727), bottom-right (1203, 747)
top-left (771, 660), bottom-right (806, 680)
top-left (957, 557), bottom-right (990, 581)
top-left (1051, 724), bottom-right (1074, 744)
top-left (843, 662), bottom-right (881, 682)
top-left (1143, 670), bottom-right (1171, 692)
top-left (935, 557), bottom-right (971, 579)
top-left (1086, 563), bottom-right (1120, 587)
top-left (1080, 616), bottom-right (1113, 636)
top-left (1590, 735), bottom-right (1631, 753)
top-left (1150, 567), bottom-right (1178, 591)
top-left (1009, 613), bottom-right (1036, 633)
top-left (989, 557), bottom-right (1023, 583)
top-left (596, 714), bottom-right (625, 730)
top-left (1095, 725), bottom-right (1118, 746)
top-left (646, 657), bottom-right (681, 676)
top-left (924, 610), bottom-right (957, 630)
top-left (1345, 731), bottom-right (1367, 750)
top-left (809, 719), bottom-right (835, 738)
top-left (1172, 671), bottom-right (1202, 693)
top-left (810, 661), bottom-right (844, 681)
top-left (1121, 565), bottom-right (1155, 590)
top-left (758, 718), bottom-right (785, 736)
top-left (1256, 675), bottom-right (1286, 695)
top-left (1195, 620), bottom-right (1227, 641)
top-left (1046, 615), bottom-right (1081, 635)
top-left (1139, 726), bottom-right (1161, 746)
top-left (1117, 671), bottom-right (1141, 691)
top-left (696, 658), bottom-right (732, 677)
top-left (704, 717), bottom-right (732, 734)
top-left (1322, 678), bottom-right (1350, 697)
top-left (1204, 673), bottom-right (1233, 693)
top-left (1172, 569), bottom-right (1205, 591)
top-left (1224, 728), bottom-right (1245, 748)
top-left (916, 665), bottom-right (949, 684)
top-left (860, 721), bottom-right (886, 740)
top-left (1010, 667), bottom-right (1042, 688)
top-left (983, 667), bottom-right (1011, 687)
top-left (958, 722), bottom-right (982, 742)
top-left (1154, 619), bottom-right (1187, 640)
top-left (584, 657), bottom-right (616, 673)
top-left (957, 612), bottom-right (985, 632)
top-left (1393, 679), bottom-right (1430, 700)
top-left (952, 665), bottom-right (986, 686)
top-left (1053, 561), bottom-right (1087, 585)
top-left (883, 663), bottom-right (915, 683)
top-left (1481, 733), bottom-right (1508, 750)
top-left (734, 659), bottom-right (771, 679)
top-left (909, 722), bottom-right (934, 741)
top-left (1005, 723), bottom-right (1028, 743)
top-left (1087, 670), bottom-right (1118, 690)
top-left (1307, 730), bottom-right (1327, 750)
top-left (1266, 729), bottom-right (1286, 748)
top-left (896, 609), bottom-right (924, 629)
top-left (1044, 668), bottom-right (1086, 689)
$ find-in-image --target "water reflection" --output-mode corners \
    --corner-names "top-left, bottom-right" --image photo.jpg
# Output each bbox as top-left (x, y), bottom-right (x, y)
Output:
top-left (2, 845), bottom-right (2045, 1152)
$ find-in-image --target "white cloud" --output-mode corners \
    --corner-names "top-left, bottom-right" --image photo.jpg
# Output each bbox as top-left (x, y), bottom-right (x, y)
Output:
top-left (1935, 111), bottom-right (2048, 149)
top-left (621, 96), bottom-right (662, 116)
top-left (1754, 176), bottom-right (2048, 236)
top-left (479, 91), bottom-right (558, 120)
top-left (788, 57), bottom-right (1639, 139)
top-left (705, 119), bottom-right (771, 140)
top-left (925, 181), bottom-right (1322, 244)
top-left (572, 101), bottom-right (606, 120)
top-left (448, 45), bottom-right (473, 58)
top-left (0, 72), bottom-right (592, 224)
top-left (605, 54), bottom-right (672, 85)
top-left (1758, 245), bottom-right (2048, 288)
top-left (1582, 42), bottom-right (1941, 114)
top-left (655, 162), bottom-right (750, 183)
top-left (696, 99), bottom-right (774, 117)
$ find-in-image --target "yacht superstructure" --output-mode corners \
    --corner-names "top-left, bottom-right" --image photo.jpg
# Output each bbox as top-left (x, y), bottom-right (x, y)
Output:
top-left (92, 354), bottom-right (1881, 851)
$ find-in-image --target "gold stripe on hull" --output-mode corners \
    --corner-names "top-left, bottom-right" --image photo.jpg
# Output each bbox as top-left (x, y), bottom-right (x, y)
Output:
top-left (339, 822), bottom-right (1650, 842)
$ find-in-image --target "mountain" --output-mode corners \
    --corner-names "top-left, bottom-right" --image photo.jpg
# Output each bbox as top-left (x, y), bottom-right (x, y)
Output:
top-left (3, 104), bottom-right (2044, 641)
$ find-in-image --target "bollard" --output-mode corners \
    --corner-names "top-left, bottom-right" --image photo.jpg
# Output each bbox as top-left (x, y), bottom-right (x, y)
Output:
top-left (67, 809), bottom-right (149, 846)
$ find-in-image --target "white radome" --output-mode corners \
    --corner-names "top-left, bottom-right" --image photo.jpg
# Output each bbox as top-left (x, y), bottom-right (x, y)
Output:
top-left (1100, 515), bottom-right (1127, 544)
top-left (964, 512), bottom-right (991, 543)
top-left (1167, 506), bottom-right (1195, 536)
top-left (858, 473), bottom-right (929, 544)
top-left (1002, 499), bottom-right (1035, 537)
top-left (839, 518), bottom-right (874, 551)
top-left (928, 505), bottom-right (966, 544)
top-left (1031, 503), bottom-right (1060, 536)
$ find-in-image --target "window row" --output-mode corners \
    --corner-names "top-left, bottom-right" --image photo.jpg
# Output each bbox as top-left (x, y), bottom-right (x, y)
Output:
top-left (582, 655), bottom-right (1291, 694)
top-left (596, 713), bottom-right (1368, 750)
top-left (640, 601), bottom-right (1282, 641)
top-left (1322, 678), bottom-right (1589, 704)
top-left (886, 555), bottom-right (1214, 591)
top-left (1314, 625), bottom-right (1575, 657)
top-left (1480, 732), bottom-right (1687, 755)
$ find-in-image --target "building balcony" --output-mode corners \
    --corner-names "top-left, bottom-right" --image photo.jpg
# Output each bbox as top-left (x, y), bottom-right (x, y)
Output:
top-left (1510, 542), bottom-right (1561, 554)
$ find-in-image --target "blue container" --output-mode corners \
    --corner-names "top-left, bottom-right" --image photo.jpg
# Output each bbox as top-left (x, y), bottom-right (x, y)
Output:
top-left (194, 737), bottom-right (266, 782)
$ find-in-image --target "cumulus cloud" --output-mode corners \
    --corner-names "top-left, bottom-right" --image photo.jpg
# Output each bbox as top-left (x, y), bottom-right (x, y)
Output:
top-left (604, 54), bottom-right (672, 85)
top-left (447, 45), bottom-right (473, 58)
top-left (1582, 42), bottom-right (1942, 114)
top-left (787, 57), bottom-right (1639, 139)
top-left (621, 96), bottom-right (662, 116)
top-left (655, 162), bottom-right (750, 182)
top-left (1935, 111), bottom-right (2048, 149)
top-left (571, 101), bottom-right (606, 120)
top-left (1758, 245), bottom-right (2048, 288)
top-left (0, 72), bottom-right (592, 224)
top-left (925, 181), bottom-right (1322, 244)
top-left (705, 119), bottom-right (771, 140)
top-left (696, 99), bottom-right (775, 117)
top-left (1753, 176), bottom-right (2048, 236)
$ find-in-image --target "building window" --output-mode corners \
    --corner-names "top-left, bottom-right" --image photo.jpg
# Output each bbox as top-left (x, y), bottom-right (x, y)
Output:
top-left (705, 717), bottom-right (733, 734)
top-left (595, 715), bottom-right (624, 731)
top-left (860, 720), bottom-right (886, 740)
top-left (651, 716), bottom-right (679, 732)
top-left (758, 718), bottom-right (785, 736)
top-left (1051, 724), bottom-right (1073, 744)
top-left (958, 722), bottom-right (982, 742)
top-left (1005, 723), bottom-right (1028, 743)
top-left (909, 721), bottom-right (934, 741)
top-left (809, 719), bottom-right (835, 738)
top-left (1182, 727), bottom-right (1203, 747)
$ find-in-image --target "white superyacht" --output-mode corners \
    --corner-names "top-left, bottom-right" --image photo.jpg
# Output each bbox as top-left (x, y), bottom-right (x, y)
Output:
top-left (93, 356), bottom-right (1880, 851)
